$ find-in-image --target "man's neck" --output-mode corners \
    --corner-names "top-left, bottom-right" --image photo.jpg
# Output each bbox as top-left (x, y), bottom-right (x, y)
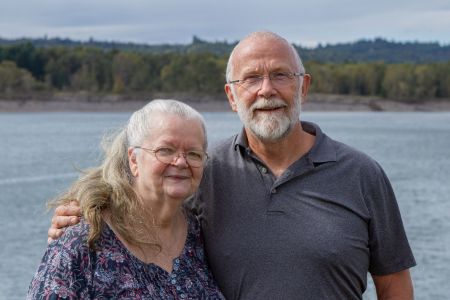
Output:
top-left (246, 122), bottom-right (315, 177)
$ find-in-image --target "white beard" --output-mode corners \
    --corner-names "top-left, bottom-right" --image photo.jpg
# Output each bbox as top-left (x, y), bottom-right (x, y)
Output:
top-left (235, 94), bottom-right (302, 142)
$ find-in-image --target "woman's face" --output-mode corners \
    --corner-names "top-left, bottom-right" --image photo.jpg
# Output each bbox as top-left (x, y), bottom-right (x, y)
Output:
top-left (129, 114), bottom-right (206, 202)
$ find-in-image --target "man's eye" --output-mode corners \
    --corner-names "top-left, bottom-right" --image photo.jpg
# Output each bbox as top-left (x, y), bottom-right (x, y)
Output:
top-left (272, 72), bottom-right (290, 80)
top-left (156, 147), bottom-right (175, 156)
top-left (243, 75), bottom-right (262, 84)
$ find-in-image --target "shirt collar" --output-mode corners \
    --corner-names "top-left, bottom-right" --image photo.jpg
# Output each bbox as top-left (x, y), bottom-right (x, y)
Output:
top-left (302, 121), bottom-right (337, 164)
top-left (233, 121), bottom-right (337, 164)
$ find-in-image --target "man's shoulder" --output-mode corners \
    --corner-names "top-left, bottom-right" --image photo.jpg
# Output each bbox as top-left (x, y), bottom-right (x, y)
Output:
top-left (328, 136), bottom-right (386, 177)
top-left (324, 133), bottom-right (372, 161)
top-left (305, 121), bottom-right (378, 167)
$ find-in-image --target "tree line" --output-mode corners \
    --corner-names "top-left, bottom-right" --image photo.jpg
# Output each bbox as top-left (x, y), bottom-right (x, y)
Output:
top-left (2, 36), bottom-right (450, 63)
top-left (0, 42), bottom-right (449, 101)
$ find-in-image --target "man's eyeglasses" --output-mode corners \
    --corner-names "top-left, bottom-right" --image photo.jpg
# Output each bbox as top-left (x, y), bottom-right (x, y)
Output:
top-left (228, 72), bottom-right (304, 93)
top-left (134, 146), bottom-right (208, 168)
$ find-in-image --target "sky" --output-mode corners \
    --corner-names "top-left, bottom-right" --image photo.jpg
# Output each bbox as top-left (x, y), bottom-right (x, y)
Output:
top-left (1, 0), bottom-right (450, 47)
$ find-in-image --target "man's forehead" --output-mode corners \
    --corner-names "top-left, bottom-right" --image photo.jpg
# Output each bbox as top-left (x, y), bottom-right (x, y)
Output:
top-left (237, 62), bottom-right (292, 74)
top-left (233, 49), bottom-right (295, 74)
top-left (233, 40), bottom-right (294, 67)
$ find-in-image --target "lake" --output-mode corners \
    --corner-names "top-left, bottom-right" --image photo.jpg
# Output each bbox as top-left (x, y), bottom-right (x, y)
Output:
top-left (0, 111), bottom-right (449, 299)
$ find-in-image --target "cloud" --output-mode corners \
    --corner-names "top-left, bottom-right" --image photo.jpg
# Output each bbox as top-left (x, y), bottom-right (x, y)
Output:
top-left (0, 0), bottom-right (449, 45)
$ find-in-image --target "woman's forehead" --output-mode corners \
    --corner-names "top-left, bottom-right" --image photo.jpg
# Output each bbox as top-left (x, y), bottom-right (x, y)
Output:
top-left (144, 117), bottom-right (205, 145)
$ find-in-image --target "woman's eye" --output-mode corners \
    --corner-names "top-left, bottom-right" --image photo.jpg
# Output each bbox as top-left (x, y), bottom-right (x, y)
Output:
top-left (157, 147), bottom-right (175, 156)
top-left (187, 151), bottom-right (203, 161)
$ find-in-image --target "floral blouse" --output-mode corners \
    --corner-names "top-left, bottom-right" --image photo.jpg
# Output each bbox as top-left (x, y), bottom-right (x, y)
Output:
top-left (27, 213), bottom-right (225, 299)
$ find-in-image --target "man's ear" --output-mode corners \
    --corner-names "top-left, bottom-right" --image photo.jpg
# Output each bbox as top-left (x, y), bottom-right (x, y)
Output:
top-left (301, 73), bottom-right (312, 104)
top-left (225, 84), bottom-right (238, 112)
top-left (128, 147), bottom-right (138, 177)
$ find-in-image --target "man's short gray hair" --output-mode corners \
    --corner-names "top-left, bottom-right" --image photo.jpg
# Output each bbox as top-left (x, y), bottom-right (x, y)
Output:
top-left (225, 31), bottom-right (305, 83)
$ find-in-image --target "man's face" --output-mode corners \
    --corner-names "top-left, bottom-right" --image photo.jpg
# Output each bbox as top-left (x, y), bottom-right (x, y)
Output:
top-left (226, 37), bottom-right (304, 142)
top-left (233, 90), bottom-right (302, 142)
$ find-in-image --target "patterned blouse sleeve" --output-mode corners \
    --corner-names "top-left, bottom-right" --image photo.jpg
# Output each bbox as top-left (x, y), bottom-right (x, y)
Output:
top-left (27, 224), bottom-right (93, 299)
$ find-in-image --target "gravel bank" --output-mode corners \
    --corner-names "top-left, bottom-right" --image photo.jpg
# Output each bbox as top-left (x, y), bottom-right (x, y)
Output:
top-left (1, 93), bottom-right (449, 112)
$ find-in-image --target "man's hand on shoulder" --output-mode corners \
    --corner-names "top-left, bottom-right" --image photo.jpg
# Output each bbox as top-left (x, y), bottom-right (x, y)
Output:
top-left (47, 201), bottom-right (81, 244)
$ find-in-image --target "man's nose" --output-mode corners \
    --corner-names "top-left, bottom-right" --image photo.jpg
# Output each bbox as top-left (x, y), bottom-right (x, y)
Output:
top-left (257, 76), bottom-right (277, 98)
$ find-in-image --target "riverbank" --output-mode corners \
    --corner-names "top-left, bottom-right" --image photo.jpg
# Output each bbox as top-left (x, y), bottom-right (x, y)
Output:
top-left (1, 93), bottom-right (449, 112)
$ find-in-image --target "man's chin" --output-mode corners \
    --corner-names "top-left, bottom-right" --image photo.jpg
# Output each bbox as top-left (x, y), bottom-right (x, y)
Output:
top-left (249, 123), bottom-right (291, 142)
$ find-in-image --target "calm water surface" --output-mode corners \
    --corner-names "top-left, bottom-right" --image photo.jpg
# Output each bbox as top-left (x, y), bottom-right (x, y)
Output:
top-left (0, 112), bottom-right (449, 299)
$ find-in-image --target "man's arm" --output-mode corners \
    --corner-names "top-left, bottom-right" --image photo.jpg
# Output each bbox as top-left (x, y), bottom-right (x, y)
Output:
top-left (47, 201), bottom-right (81, 243)
top-left (372, 269), bottom-right (414, 300)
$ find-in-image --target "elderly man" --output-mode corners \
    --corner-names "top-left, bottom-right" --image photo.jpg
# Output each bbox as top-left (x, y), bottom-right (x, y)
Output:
top-left (49, 31), bottom-right (415, 299)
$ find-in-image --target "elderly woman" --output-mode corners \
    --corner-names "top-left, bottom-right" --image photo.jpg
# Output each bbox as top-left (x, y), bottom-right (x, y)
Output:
top-left (27, 100), bottom-right (224, 299)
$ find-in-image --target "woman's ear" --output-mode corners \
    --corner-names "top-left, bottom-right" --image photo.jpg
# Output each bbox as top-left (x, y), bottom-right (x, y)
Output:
top-left (128, 147), bottom-right (139, 177)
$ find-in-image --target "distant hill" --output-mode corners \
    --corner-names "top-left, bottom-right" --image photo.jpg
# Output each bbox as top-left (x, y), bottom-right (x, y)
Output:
top-left (298, 38), bottom-right (450, 63)
top-left (0, 36), bottom-right (449, 63)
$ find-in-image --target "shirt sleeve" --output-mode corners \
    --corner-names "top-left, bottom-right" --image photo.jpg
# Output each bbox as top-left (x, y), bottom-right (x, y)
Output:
top-left (26, 227), bottom-right (92, 299)
top-left (363, 162), bottom-right (416, 276)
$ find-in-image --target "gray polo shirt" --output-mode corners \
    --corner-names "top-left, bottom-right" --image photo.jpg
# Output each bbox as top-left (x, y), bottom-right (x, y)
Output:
top-left (189, 121), bottom-right (415, 300)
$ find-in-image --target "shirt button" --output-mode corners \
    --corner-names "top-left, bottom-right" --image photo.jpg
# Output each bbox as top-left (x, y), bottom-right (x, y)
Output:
top-left (180, 294), bottom-right (186, 299)
top-left (261, 167), bottom-right (267, 174)
top-left (171, 279), bottom-right (177, 284)
top-left (176, 286), bottom-right (181, 291)
top-left (271, 188), bottom-right (277, 194)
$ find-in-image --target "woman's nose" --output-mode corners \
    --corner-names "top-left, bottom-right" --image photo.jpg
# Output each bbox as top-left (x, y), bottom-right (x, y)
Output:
top-left (170, 153), bottom-right (189, 167)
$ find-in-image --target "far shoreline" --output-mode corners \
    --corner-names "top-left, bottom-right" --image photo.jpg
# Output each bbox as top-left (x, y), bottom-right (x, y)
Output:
top-left (1, 93), bottom-right (449, 113)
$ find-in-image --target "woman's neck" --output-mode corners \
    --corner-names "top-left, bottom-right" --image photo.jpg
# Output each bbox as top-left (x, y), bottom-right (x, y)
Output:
top-left (104, 208), bottom-right (188, 272)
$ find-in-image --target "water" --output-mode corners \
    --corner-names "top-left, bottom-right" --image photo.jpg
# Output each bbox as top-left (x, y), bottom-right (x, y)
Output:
top-left (1, 111), bottom-right (449, 299)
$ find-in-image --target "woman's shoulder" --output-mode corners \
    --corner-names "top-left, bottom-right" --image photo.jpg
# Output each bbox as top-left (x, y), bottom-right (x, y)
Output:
top-left (184, 209), bottom-right (201, 234)
top-left (183, 209), bottom-right (206, 257)
top-left (27, 219), bottom-right (95, 299)
top-left (50, 218), bottom-right (91, 251)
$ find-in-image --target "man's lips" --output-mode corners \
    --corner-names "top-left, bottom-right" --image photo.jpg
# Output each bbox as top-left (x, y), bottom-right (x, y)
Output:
top-left (253, 106), bottom-right (286, 113)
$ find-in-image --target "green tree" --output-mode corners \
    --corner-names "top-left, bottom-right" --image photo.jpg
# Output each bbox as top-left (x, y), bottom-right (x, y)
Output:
top-left (70, 48), bottom-right (113, 92)
top-left (160, 53), bottom-right (225, 94)
top-left (0, 60), bottom-right (40, 93)
top-left (111, 52), bottom-right (143, 93)
top-left (382, 64), bottom-right (416, 100)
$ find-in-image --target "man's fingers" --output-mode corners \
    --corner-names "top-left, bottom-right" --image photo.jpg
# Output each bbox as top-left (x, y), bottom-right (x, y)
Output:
top-left (48, 216), bottom-right (79, 242)
top-left (54, 204), bottom-right (81, 217)
top-left (51, 215), bottom-right (80, 229)
top-left (48, 203), bottom-right (81, 242)
top-left (47, 227), bottom-right (65, 243)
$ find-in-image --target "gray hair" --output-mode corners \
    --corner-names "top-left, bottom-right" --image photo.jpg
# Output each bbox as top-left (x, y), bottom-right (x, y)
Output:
top-left (126, 99), bottom-right (208, 149)
top-left (52, 99), bottom-right (207, 250)
top-left (225, 31), bottom-right (305, 82)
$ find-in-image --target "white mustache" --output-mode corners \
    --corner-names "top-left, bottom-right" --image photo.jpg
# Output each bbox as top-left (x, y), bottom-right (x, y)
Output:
top-left (251, 98), bottom-right (288, 111)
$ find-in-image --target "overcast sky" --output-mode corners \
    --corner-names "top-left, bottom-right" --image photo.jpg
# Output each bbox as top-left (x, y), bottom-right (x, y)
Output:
top-left (1, 0), bottom-right (449, 47)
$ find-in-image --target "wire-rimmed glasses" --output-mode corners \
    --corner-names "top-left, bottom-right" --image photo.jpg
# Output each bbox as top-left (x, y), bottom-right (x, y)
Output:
top-left (228, 71), bottom-right (304, 93)
top-left (134, 146), bottom-right (208, 168)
